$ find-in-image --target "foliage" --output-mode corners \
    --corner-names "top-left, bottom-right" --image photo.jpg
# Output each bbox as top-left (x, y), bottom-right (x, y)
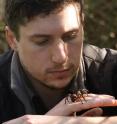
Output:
top-left (84, 0), bottom-right (117, 49)
top-left (0, 21), bottom-right (8, 53)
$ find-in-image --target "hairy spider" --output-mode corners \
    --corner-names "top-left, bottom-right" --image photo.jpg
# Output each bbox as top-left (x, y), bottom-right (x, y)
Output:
top-left (65, 89), bottom-right (88, 104)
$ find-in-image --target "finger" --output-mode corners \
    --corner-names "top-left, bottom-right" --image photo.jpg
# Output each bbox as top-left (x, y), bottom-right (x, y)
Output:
top-left (2, 117), bottom-right (24, 124)
top-left (87, 96), bottom-right (117, 107)
top-left (81, 107), bottom-right (103, 117)
top-left (88, 94), bottom-right (115, 99)
top-left (68, 99), bottom-right (117, 114)
top-left (75, 93), bottom-right (115, 103)
top-left (76, 95), bottom-right (115, 104)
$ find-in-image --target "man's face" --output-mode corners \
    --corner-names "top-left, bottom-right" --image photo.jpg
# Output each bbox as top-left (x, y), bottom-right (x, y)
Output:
top-left (12, 4), bottom-right (83, 89)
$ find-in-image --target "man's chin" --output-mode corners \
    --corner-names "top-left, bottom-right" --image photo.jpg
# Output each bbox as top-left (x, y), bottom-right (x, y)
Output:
top-left (46, 78), bottom-right (72, 90)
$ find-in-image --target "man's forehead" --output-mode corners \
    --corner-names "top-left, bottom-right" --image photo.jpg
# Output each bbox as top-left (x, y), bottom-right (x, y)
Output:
top-left (19, 4), bottom-right (81, 37)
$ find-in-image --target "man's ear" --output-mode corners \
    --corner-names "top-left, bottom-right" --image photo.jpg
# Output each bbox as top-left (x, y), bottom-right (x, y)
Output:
top-left (5, 26), bottom-right (18, 51)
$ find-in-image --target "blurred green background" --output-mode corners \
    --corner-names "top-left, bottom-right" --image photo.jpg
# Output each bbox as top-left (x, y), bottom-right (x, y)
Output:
top-left (0, 0), bottom-right (117, 53)
top-left (84, 0), bottom-right (117, 49)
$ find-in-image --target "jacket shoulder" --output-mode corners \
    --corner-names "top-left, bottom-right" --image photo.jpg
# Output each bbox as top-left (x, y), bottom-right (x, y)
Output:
top-left (83, 44), bottom-right (117, 64)
top-left (0, 50), bottom-right (13, 67)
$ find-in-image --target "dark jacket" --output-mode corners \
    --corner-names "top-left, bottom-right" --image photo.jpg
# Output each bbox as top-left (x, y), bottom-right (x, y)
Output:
top-left (0, 44), bottom-right (117, 123)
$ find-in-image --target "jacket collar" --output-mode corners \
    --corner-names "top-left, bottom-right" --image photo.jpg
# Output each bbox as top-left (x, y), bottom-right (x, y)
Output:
top-left (10, 52), bottom-right (36, 114)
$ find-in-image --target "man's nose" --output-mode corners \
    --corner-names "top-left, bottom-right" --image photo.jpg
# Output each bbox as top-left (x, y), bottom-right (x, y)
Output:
top-left (51, 41), bottom-right (68, 65)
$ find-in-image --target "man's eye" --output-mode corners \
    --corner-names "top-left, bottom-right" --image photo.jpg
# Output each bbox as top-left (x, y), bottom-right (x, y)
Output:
top-left (35, 39), bottom-right (49, 46)
top-left (63, 33), bottom-right (78, 42)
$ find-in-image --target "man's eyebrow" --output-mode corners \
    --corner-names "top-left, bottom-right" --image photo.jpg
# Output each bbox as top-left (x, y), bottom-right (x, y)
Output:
top-left (29, 28), bottom-right (80, 39)
top-left (29, 34), bottom-right (50, 39)
top-left (64, 29), bottom-right (79, 35)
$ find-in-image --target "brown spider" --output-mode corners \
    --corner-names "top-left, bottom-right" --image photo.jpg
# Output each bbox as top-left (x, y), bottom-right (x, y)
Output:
top-left (65, 89), bottom-right (88, 104)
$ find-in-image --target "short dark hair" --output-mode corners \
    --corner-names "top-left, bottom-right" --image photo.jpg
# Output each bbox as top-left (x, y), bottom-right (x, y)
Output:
top-left (4, 0), bottom-right (84, 39)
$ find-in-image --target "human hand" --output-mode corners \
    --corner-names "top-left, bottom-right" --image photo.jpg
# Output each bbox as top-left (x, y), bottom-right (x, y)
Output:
top-left (80, 107), bottom-right (103, 116)
top-left (2, 115), bottom-right (44, 124)
top-left (2, 114), bottom-right (112, 124)
top-left (46, 93), bottom-right (117, 116)
top-left (2, 115), bottom-right (67, 124)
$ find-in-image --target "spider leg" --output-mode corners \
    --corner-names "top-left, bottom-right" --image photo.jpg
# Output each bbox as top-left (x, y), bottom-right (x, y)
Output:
top-left (65, 94), bottom-right (71, 104)
top-left (76, 91), bottom-right (84, 104)
top-left (82, 89), bottom-right (89, 96)
top-left (80, 89), bottom-right (89, 102)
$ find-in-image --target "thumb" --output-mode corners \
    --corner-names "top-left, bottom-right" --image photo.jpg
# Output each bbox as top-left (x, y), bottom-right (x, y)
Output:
top-left (81, 107), bottom-right (103, 117)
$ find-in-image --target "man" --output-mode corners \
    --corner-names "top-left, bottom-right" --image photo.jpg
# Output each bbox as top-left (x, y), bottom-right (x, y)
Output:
top-left (1, 0), bottom-right (117, 123)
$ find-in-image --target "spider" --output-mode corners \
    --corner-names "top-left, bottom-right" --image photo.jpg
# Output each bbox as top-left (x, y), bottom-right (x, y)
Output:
top-left (65, 89), bottom-right (88, 104)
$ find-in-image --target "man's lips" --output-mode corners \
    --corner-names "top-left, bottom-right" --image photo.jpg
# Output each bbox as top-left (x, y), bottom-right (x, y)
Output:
top-left (50, 68), bottom-right (70, 73)
top-left (48, 68), bottom-right (71, 78)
